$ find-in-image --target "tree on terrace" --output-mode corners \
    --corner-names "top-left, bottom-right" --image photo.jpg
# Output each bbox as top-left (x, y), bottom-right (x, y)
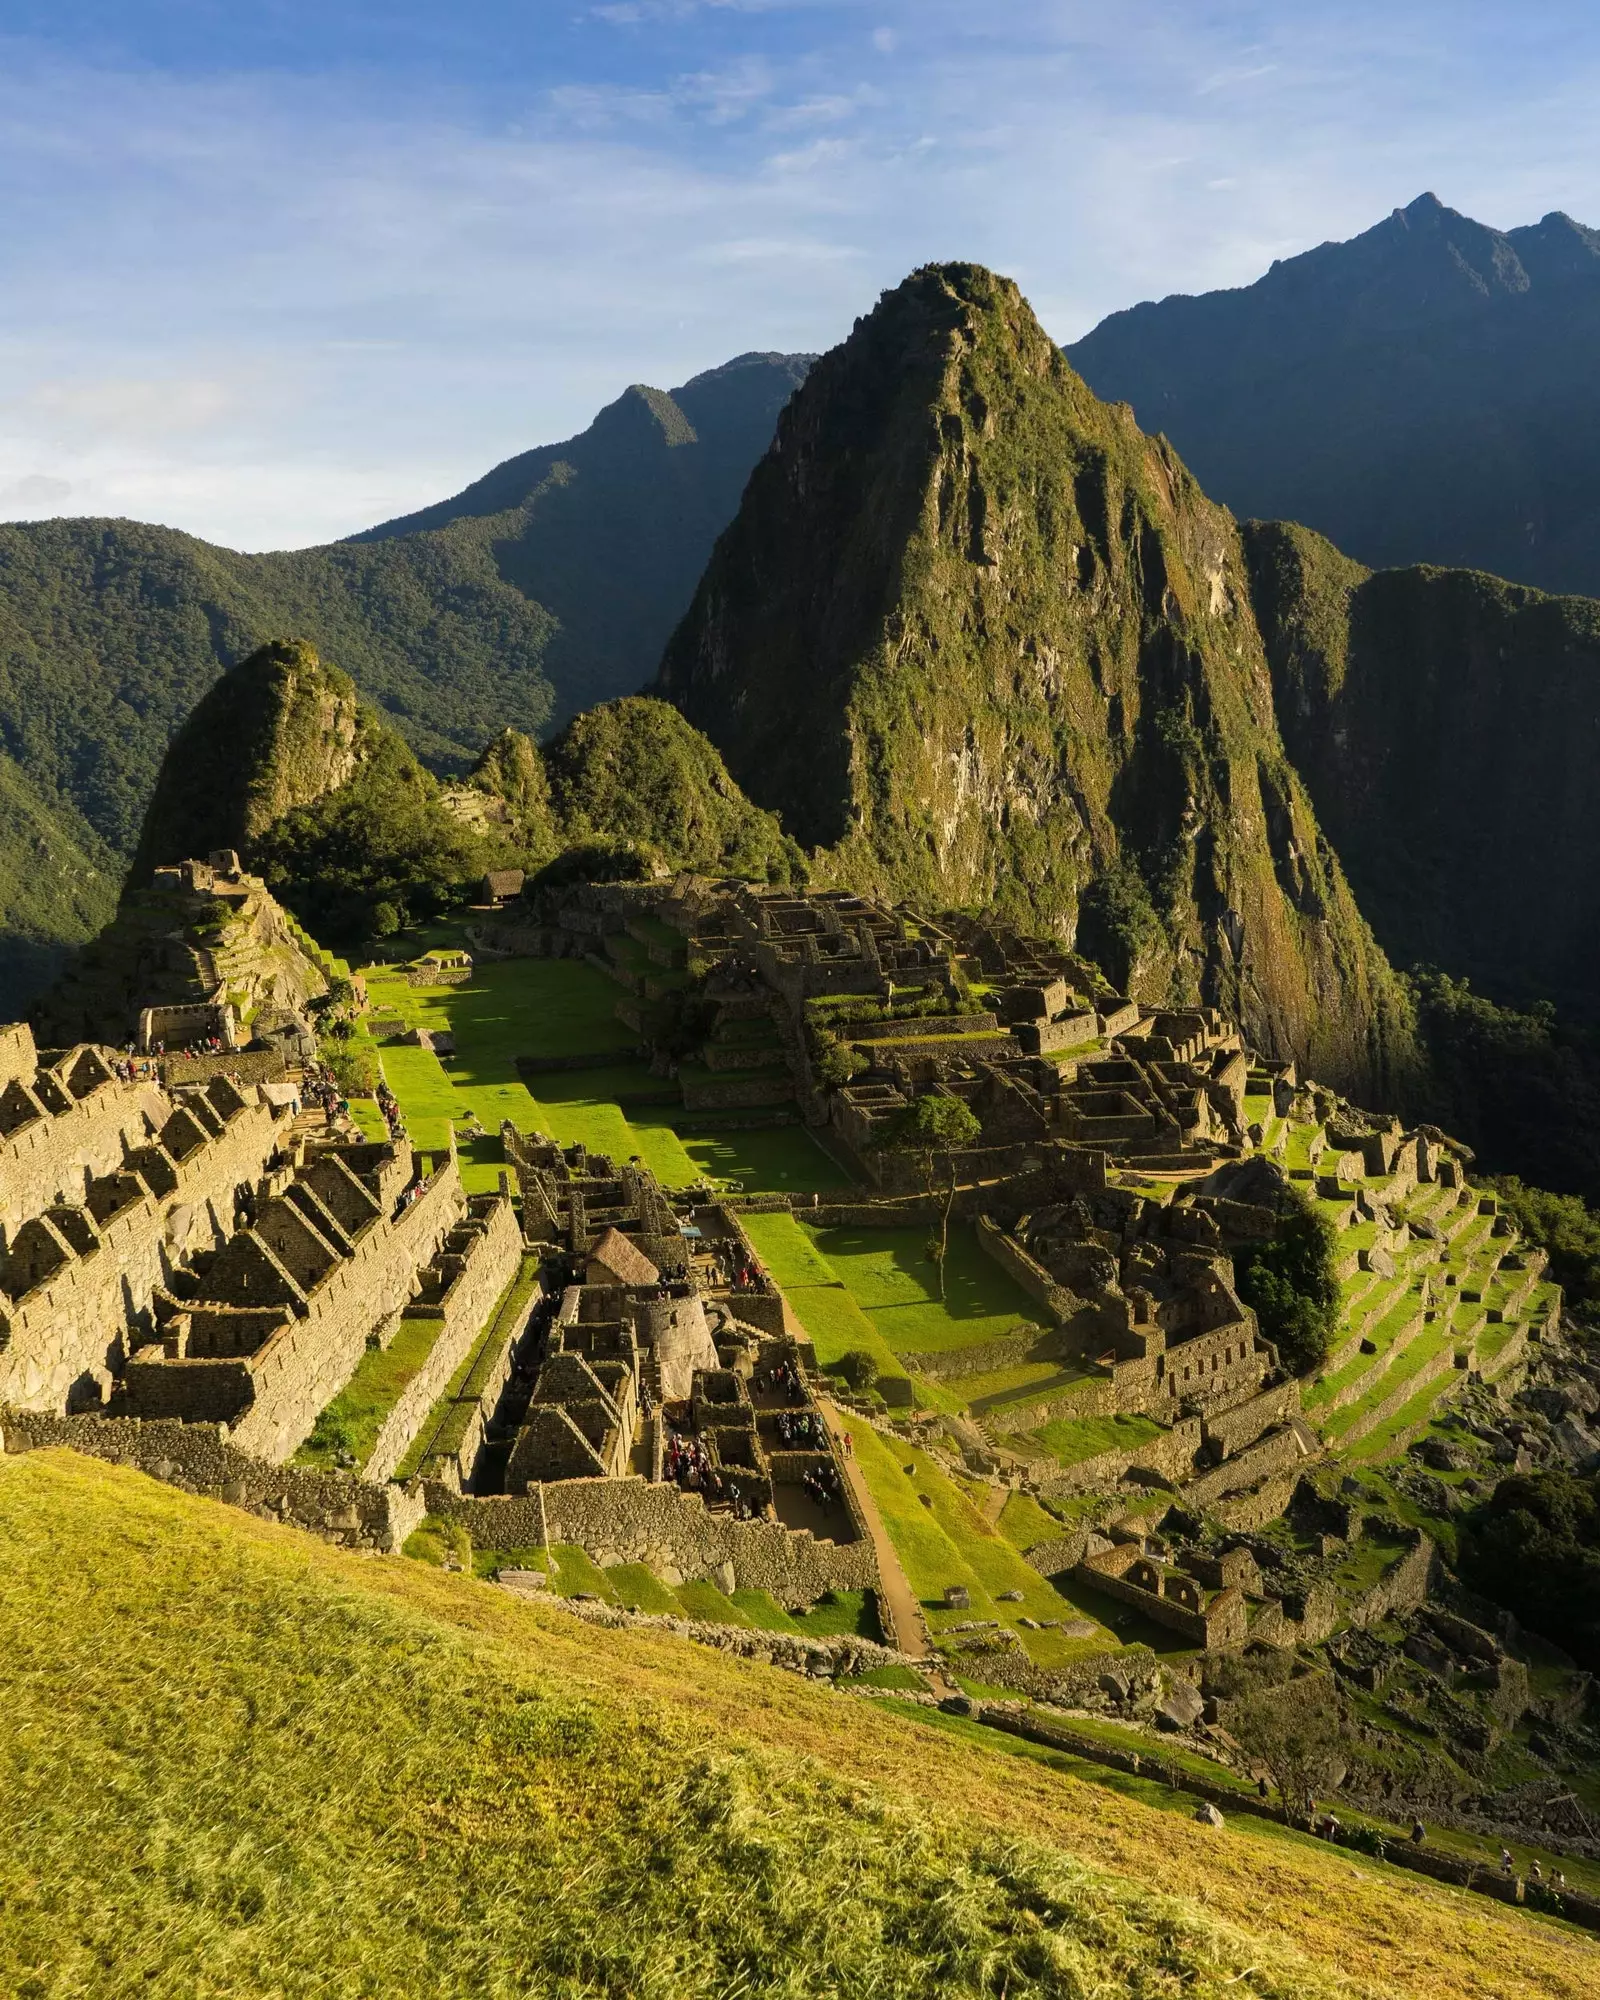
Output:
top-left (875, 1092), bottom-right (981, 1300)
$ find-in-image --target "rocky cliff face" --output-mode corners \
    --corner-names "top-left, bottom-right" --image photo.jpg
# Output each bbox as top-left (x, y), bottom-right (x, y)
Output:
top-left (131, 639), bottom-right (368, 880)
top-left (659, 263), bottom-right (1415, 1094)
top-left (1244, 519), bottom-right (1600, 1017)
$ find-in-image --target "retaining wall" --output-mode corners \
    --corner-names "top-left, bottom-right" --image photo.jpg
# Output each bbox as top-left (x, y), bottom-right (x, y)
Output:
top-left (0, 1411), bottom-right (425, 1552)
top-left (226, 1160), bottom-right (464, 1463)
top-left (428, 1474), bottom-right (879, 1603)
top-left (364, 1198), bottom-right (523, 1482)
top-left (974, 1215), bottom-right (1078, 1325)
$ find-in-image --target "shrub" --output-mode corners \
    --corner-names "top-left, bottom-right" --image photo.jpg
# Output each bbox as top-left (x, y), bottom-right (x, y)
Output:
top-left (1234, 1186), bottom-right (1339, 1374)
top-left (1460, 1468), bottom-right (1600, 1670)
top-left (835, 1350), bottom-right (879, 1392)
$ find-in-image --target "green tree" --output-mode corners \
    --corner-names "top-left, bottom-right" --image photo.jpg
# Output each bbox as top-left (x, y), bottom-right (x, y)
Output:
top-left (1230, 1678), bottom-right (1351, 1823)
top-left (1234, 1185), bottom-right (1340, 1374)
top-left (876, 1093), bottom-right (982, 1299)
top-left (810, 1027), bottom-right (866, 1090)
top-left (1461, 1469), bottom-right (1600, 1670)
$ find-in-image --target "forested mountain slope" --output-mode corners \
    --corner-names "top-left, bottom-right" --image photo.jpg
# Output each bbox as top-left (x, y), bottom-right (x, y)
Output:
top-left (0, 352), bottom-right (810, 1006)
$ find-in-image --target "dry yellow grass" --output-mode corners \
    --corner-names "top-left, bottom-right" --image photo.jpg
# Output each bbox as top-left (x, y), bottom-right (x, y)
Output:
top-left (3, 1448), bottom-right (1595, 1999)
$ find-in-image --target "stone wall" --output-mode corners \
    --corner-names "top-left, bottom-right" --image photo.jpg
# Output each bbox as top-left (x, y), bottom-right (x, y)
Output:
top-left (0, 1062), bottom-right (165, 1245)
top-left (225, 1160), bottom-right (464, 1463)
top-left (1210, 1468), bottom-right (1301, 1533)
top-left (898, 1328), bottom-right (1058, 1382)
top-left (364, 1197), bottom-right (523, 1482)
top-left (1347, 1531), bottom-right (1436, 1630)
top-left (974, 1216), bottom-right (1078, 1325)
top-left (1182, 1424), bottom-right (1314, 1508)
top-left (1033, 1416), bottom-right (1202, 1501)
top-left (1201, 1380), bottom-right (1303, 1460)
top-left (428, 1473), bottom-right (879, 1602)
top-left (164, 1051), bottom-right (288, 1088)
top-left (0, 1086), bottom-right (284, 1412)
top-left (0, 1411), bottom-right (426, 1552)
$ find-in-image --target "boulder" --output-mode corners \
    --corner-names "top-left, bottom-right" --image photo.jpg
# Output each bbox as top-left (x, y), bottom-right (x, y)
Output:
top-left (1155, 1678), bottom-right (1205, 1731)
top-left (1418, 1436), bottom-right (1471, 1472)
top-left (1193, 1801), bottom-right (1226, 1828)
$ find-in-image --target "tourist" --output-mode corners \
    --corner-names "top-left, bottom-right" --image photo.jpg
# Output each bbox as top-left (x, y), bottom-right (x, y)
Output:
top-left (1410, 1818), bottom-right (1425, 1846)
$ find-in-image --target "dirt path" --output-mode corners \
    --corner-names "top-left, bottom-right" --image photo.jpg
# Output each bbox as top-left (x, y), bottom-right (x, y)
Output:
top-left (816, 1399), bottom-right (951, 1686)
top-left (979, 1482), bottom-right (1009, 1527)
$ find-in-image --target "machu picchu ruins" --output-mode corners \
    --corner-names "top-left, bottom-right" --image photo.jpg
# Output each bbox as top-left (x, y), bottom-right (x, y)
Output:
top-left (11, 171), bottom-right (1600, 1993)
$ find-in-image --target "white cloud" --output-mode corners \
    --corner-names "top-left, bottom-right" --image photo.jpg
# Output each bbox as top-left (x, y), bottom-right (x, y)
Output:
top-left (0, 473), bottom-right (72, 516)
top-left (0, 5), bottom-right (1596, 548)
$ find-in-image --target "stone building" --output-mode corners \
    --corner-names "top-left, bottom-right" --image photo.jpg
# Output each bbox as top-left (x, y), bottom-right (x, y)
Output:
top-left (121, 1137), bottom-right (465, 1462)
top-left (1, 1029), bottom-right (287, 1411)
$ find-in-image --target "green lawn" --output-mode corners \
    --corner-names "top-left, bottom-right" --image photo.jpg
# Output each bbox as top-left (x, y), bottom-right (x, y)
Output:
top-left (740, 1211), bottom-right (842, 1289)
top-left (841, 1415), bottom-right (1117, 1663)
top-left (802, 1224), bottom-right (1042, 1356)
top-left (1026, 1413), bottom-right (1164, 1468)
top-left (676, 1124), bottom-right (855, 1194)
top-left (394, 1258), bottom-right (539, 1482)
top-left (292, 1314), bottom-right (450, 1472)
top-left (361, 954), bottom-right (862, 1196)
top-left (7, 1451), bottom-right (1588, 2000)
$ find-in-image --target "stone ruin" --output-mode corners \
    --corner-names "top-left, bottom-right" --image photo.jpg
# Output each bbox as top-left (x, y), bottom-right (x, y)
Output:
top-left (487, 1126), bottom-right (877, 1600)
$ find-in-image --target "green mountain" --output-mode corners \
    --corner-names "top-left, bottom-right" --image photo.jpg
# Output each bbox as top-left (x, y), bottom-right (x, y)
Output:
top-left (0, 353), bottom-right (810, 1010)
top-left (1068, 193), bottom-right (1600, 597)
top-left (355, 352), bottom-right (814, 713)
top-left (0, 753), bottom-right (118, 1017)
top-left (134, 639), bottom-right (531, 944)
top-left (1243, 521), bottom-right (1600, 1019)
top-left (659, 263), bottom-right (1416, 1098)
top-left (538, 696), bottom-right (800, 885)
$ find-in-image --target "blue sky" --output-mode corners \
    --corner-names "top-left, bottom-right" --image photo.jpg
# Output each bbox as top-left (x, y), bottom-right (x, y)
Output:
top-left (1, 1), bottom-right (1597, 549)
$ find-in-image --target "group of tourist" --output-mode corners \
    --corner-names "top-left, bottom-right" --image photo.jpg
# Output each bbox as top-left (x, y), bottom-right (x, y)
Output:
top-left (760, 1356), bottom-right (804, 1400)
top-left (661, 1430), bottom-right (760, 1520)
top-left (300, 1060), bottom-right (352, 1129)
top-left (112, 1047), bottom-right (161, 1083)
top-left (375, 1077), bottom-right (406, 1141)
top-left (774, 1408), bottom-right (824, 1448)
top-left (801, 1460), bottom-right (843, 1510)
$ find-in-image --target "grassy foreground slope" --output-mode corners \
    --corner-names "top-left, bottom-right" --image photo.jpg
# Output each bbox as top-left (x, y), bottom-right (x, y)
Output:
top-left (4, 1453), bottom-right (1595, 2000)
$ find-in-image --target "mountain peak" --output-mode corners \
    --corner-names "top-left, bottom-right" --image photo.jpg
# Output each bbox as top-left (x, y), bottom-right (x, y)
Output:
top-left (131, 639), bottom-right (369, 883)
top-left (660, 262), bottom-right (1414, 1092)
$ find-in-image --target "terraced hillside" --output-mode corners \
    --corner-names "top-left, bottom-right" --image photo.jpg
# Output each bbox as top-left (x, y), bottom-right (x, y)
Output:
top-left (6, 1448), bottom-right (1595, 2000)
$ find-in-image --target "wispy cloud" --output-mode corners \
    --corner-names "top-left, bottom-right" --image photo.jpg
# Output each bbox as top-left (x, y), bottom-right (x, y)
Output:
top-left (0, 2), bottom-right (1597, 548)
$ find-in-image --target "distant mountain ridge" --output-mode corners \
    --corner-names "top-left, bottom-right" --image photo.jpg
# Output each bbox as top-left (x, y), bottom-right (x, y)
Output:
top-left (0, 350), bottom-right (811, 1008)
top-left (351, 351), bottom-right (814, 714)
top-left (1069, 192), bottom-right (1600, 596)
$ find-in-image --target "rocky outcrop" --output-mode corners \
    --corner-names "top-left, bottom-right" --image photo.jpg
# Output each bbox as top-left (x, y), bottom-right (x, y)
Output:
top-left (132, 640), bottom-right (367, 881)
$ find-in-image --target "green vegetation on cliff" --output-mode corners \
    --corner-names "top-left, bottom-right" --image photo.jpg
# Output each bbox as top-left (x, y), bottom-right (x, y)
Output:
top-left (1462, 1467), bottom-right (1600, 1673)
top-left (541, 696), bottom-right (801, 885)
top-left (0, 354), bottom-right (809, 1006)
top-left (1245, 518), bottom-right (1600, 1021)
top-left (129, 640), bottom-right (520, 945)
top-left (119, 658), bottom-right (800, 951)
top-left (0, 754), bottom-right (117, 1016)
top-left (1407, 969), bottom-right (1600, 1206)
top-left (660, 262), bottom-right (1416, 1097)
